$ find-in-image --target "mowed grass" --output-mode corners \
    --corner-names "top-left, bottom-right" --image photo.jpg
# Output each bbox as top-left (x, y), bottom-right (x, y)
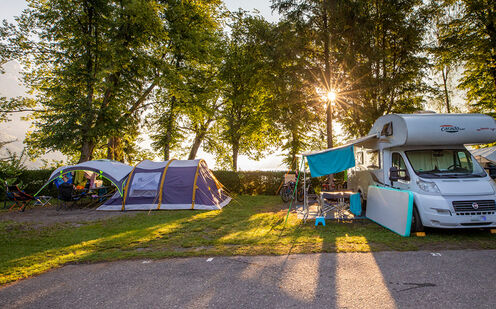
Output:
top-left (1, 195), bottom-right (496, 285)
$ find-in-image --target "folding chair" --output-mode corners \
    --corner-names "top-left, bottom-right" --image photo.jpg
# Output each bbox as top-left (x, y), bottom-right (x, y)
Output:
top-left (6, 185), bottom-right (36, 212)
top-left (56, 182), bottom-right (83, 211)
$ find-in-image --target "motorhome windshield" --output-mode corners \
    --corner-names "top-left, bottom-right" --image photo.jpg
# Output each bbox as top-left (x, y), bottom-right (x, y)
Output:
top-left (405, 149), bottom-right (486, 178)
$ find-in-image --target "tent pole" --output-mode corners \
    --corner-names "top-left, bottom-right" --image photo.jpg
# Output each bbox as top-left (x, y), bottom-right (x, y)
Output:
top-left (122, 164), bottom-right (140, 211)
top-left (156, 159), bottom-right (176, 210)
top-left (191, 160), bottom-right (203, 210)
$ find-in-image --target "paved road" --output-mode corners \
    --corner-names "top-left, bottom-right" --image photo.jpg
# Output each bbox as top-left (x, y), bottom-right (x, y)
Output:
top-left (1, 250), bottom-right (496, 308)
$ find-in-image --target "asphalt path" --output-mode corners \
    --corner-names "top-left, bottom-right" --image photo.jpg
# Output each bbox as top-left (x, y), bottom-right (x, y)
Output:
top-left (1, 250), bottom-right (495, 308)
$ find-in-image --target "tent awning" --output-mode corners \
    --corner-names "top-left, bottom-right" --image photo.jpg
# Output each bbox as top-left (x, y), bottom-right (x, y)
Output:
top-left (36, 160), bottom-right (133, 196)
top-left (302, 134), bottom-right (378, 177)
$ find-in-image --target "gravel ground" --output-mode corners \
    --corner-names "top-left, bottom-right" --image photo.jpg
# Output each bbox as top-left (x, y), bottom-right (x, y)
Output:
top-left (0, 206), bottom-right (137, 228)
top-left (1, 250), bottom-right (495, 308)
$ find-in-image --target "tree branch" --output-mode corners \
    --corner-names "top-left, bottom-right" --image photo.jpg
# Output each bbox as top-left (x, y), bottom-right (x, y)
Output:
top-left (0, 109), bottom-right (43, 113)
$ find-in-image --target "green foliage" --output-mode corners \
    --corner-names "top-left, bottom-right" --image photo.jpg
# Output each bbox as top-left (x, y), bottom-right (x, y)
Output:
top-left (17, 0), bottom-right (168, 162)
top-left (0, 20), bottom-right (35, 122)
top-left (274, 0), bottom-right (430, 138)
top-left (266, 21), bottom-right (326, 169)
top-left (213, 170), bottom-right (286, 195)
top-left (146, 0), bottom-right (224, 160)
top-left (439, 0), bottom-right (496, 116)
top-left (0, 149), bottom-right (28, 191)
top-left (209, 12), bottom-right (279, 170)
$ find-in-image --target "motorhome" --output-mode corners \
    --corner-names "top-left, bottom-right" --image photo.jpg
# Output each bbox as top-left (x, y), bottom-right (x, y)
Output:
top-left (347, 113), bottom-right (496, 231)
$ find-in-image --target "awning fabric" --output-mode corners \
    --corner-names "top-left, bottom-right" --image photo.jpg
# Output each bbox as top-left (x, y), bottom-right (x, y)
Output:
top-left (304, 145), bottom-right (355, 177)
top-left (36, 160), bottom-right (133, 196)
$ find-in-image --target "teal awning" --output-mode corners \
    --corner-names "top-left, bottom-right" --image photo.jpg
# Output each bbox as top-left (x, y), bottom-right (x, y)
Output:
top-left (304, 145), bottom-right (355, 177)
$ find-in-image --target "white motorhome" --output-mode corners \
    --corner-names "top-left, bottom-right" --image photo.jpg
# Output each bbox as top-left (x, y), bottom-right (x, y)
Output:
top-left (347, 113), bottom-right (496, 231)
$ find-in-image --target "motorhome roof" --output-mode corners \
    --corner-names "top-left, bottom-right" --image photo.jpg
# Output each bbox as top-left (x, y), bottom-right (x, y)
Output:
top-left (368, 113), bottom-right (496, 149)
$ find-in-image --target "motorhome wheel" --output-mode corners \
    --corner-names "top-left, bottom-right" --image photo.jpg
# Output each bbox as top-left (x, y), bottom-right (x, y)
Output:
top-left (411, 205), bottom-right (424, 233)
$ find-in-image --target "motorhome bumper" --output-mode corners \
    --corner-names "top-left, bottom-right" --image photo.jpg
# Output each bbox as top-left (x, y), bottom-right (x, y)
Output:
top-left (414, 194), bottom-right (496, 229)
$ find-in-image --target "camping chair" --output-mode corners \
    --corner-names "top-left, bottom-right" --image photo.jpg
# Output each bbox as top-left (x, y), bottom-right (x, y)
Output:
top-left (6, 185), bottom-right (36, 212)
top-left (57, 182), bottom-right (83, 211)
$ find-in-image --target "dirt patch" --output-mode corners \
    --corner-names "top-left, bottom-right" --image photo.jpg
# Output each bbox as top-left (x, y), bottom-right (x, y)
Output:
top-left (0, 206), bottom-right (138, 228)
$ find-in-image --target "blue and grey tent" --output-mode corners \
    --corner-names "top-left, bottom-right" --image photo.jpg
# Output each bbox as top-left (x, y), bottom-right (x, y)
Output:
top-left (35, 159), bottom-right (134, 197)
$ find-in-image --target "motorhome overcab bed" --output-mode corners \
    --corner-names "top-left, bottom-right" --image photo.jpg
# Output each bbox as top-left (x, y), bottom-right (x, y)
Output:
top-left (347, 113), bottom-right (496, 231)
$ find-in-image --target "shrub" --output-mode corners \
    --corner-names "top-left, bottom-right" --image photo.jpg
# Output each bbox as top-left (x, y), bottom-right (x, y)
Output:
top-left (213, 170), bottom-right (287, 195)
top-left (0, 169), bottom-right (56, 199)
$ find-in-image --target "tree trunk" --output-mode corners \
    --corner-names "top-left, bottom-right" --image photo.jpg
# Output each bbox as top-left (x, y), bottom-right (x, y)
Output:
top-left (163, 142), bottom-right (170, 161)
top-left (326, 101), bottom-right (333, 149)
top-left (442, 67), bottom-right (451, 113)
top-left (188, 133), bottom-right (203, 160)
top-left (323, 3), bottom-right (334, 188)
top-left (78, 141), bottom-right (95, 163)
top-left (232, 140), bottom-right (239, 171)
top-left (107, 136), bottom-right (122, 161)
top-left (322, 2), bottom-right (334, 149)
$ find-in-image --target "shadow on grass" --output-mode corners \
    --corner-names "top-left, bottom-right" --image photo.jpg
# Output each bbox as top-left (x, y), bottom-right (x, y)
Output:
top-left (1, 195), bottom-right (496, 285)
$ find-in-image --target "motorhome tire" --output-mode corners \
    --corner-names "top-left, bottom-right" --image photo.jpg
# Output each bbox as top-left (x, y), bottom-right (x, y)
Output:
top-left (411, 205), bottom-right (424, 233)
top-left (359, 191), bottom-right (367, 214)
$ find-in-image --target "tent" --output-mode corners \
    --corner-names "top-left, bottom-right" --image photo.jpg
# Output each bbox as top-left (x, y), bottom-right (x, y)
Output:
top-left (97, 159), bottom-right (231, 211)
top-left (35, 160), bottom-right (134, 196)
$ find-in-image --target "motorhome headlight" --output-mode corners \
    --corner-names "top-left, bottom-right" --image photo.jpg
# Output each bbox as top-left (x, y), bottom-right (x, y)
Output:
top-left (416, 179), bottom-right (440, 193)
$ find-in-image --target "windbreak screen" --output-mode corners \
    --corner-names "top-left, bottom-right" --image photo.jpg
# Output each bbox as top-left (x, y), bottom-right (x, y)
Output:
top-left (129, 172), bottom-right (162, 197)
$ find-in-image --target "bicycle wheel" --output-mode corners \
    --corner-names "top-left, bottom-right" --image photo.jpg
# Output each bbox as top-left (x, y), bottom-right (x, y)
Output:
top-left (297, 188), bottom-right (304, 202)
top-left (280, 187), bottom-right (292, 203)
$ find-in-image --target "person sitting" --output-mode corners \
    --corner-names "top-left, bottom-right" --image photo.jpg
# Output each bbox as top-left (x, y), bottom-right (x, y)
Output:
top-left (56, 174), bottom-right (80, 210)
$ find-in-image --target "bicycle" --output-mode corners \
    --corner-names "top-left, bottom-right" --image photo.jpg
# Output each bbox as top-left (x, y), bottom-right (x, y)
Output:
top-left (280, 180), bottom-right (304, 203)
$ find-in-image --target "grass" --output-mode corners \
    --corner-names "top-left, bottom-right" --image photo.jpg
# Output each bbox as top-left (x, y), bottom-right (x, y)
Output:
top-left (1, 195), bottom-right (495, 285)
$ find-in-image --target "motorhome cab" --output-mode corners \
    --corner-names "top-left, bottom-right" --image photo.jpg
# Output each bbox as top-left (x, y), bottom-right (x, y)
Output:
top-left (348, 113), bottom-right (496, 231)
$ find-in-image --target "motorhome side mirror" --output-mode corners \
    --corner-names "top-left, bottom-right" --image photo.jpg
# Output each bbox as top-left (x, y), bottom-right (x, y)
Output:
top-left (389, 166), bottom-right (401, 182)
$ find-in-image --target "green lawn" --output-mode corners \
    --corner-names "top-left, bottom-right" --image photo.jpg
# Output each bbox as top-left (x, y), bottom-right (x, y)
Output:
top-left (1, 195), bottom-right (495, 285)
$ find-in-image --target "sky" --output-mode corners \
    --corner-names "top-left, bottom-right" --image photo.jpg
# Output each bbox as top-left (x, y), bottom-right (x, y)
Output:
top-left (0, 0), bottom-right (291, 170)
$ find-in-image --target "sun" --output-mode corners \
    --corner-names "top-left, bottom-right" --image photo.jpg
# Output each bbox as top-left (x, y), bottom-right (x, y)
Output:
top-left (327, 90), bottom-right (336, 102)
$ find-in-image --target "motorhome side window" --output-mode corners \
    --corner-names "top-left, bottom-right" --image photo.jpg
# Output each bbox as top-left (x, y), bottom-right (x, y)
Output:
top-left (366, 151), bottom-right (380, 169)
top-left (392, 153), bottom-right (408, 180)
top-left (356, 151), bottom-right (364, 165)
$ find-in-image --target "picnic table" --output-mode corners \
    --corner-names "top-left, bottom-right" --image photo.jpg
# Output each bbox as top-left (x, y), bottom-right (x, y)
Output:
top-left (72, 186), bottom-right (114, 207)
top-left (317, 190), bottom-right (361, 220)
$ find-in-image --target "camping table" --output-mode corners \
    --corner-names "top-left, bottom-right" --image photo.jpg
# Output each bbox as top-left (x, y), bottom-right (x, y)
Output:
top-left (85, 186), bottom-right (114, 207)
top-left (318, 191), bottom-right (355, 220)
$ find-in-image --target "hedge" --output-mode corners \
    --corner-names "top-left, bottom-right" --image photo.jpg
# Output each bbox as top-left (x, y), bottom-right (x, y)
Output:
top-left (1, 169), bottom-right (288, 198)
top-left (213, 170), bottom-right (287, 195)
top-left (1, 169), bottom-right (346, 199)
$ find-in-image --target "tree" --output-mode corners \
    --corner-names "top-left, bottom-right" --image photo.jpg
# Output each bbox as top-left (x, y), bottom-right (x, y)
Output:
top-left (272, 0), bottom-right (339, 148)
top-left (0, 20), bottom-right (36, 122)
top-left (338, 0), bottom-right (430, 137)
top-left (211, 12), bottom-right (277, 171)
top-left (16, 0), bottom-right (167, 163)
top-left (147, 0), bottom-right (223, 161)
top-left (267, 20), bottom-right (325, 170)
top-left (440, 0), bottom-right (496, 116)
top-left (424, 1), bottom-right (466, 114)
